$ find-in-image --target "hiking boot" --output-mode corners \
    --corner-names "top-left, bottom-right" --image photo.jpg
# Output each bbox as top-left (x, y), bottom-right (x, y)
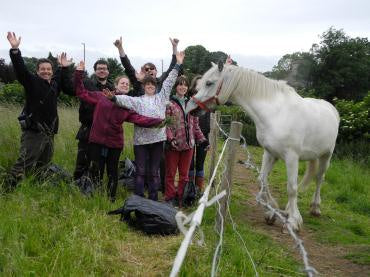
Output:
top-left (195, 176), bottom-right (204, 191)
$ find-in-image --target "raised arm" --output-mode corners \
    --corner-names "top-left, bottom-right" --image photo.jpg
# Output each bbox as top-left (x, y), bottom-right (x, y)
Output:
top-left (74, 61), bottom-right (100, 105)
top-left (160, 51), bottom-right (185, 100)
top-left (114, 36), bottom-right (142, 93)
top-left (158, 38), bottom-right (179, 83)
top-left (7, 32), bottom-right (33, 86)
top-left (57, 52), bottom-right (75, 96)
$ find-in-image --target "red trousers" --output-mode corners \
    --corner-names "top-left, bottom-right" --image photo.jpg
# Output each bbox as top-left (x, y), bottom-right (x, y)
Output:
top-left (165, 148), bottom-right (194, 201)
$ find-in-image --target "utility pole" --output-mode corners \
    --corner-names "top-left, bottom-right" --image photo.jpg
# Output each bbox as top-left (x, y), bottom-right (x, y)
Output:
top-left (81, 42), bottom-right (86, 63)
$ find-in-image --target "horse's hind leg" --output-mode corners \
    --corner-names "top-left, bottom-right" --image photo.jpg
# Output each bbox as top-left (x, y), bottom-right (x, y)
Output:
top-left (311, 153), bottom-right (332, 217)
top-left (257, 150), bottom-right (278, 225)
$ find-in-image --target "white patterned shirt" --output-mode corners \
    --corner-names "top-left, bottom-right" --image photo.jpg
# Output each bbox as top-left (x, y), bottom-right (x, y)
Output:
top-left (113, 65), bottom-right (180, 145)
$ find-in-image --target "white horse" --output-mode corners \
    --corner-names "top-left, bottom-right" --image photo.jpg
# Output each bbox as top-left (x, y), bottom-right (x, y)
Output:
top-left (185, 62), bottom-right (340, 231)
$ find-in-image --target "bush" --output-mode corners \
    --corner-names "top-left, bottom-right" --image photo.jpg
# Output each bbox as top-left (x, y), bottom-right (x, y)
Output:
top-left (0, 81), bottom-right (78, 106)
top-left (333, 92), bottom-right (370, 163)
top-left (334, 92), bottom-right (370, 142)
top-left (216, 105), bottom-right (258, 145)
top-left (0, 81), bottom-right (25, 103)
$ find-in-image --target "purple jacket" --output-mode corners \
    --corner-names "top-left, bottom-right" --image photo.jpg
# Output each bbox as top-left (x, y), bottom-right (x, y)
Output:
top-left (166, 96), bottom-right (206, 151)
top-left (75, 70), bottom-right (162, 149)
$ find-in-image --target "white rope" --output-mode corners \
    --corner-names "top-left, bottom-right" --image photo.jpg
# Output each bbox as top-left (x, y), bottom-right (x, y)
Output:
top-left (211, 180), bottom-right (225, 277)
top-left (169, 138), bottom-right (230, 277)
top-left (212, 133), bottom-right (259, 277)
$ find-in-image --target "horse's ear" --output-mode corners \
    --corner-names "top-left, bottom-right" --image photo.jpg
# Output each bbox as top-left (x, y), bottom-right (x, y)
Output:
top-left (218, 60), bottom-right (224, 72)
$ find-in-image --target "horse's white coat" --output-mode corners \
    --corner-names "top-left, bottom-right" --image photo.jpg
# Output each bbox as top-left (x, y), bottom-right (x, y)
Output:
top-left (186, 64), bottom-right (340, 230)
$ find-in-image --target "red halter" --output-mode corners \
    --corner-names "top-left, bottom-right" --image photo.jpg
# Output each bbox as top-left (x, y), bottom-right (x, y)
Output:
top-left (191, 80), bottom-right (223, 112)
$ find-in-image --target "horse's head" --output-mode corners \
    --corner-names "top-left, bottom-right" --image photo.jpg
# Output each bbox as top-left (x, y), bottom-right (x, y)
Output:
top-left (186, 61), bottom-right (236, 116)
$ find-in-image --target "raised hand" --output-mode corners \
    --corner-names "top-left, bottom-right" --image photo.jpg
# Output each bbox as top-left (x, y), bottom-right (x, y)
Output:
top-left (113, 36), bottom-right (123, 49)
top-left (170, 38), bottom-right (179, 47)
top-left (226, 55), bottom-right (233, 65)
top-left (135, 70), bottom-right (145, 81)
top-left (7, 32), bottom-right (21, 49)
top-left (76, 60), bottom-right (85, 71)
top-left (58, 52), bottom-right (73, 67)
top-left (103, 88), bottom-right (115, 99)
top-left (170, 37), bottom-right (179, 54)
top-left (176, 51), bottom-right (185, 64)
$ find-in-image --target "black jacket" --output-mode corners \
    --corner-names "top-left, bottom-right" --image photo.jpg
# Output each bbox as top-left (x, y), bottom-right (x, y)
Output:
top-left (119, 54), bottom-right (177, 96)
top-left (198, 112), bottom-right (211, 136)
top-left (10, 49), bottom-right (74, 134)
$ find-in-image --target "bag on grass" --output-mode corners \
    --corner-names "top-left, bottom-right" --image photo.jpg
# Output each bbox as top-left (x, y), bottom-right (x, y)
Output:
top-left (108, 195), bottom-right (178, 235)
top-left (182, 181), bottom-right (200, 207)
top-left (41, 163), bottom-right (72, 185)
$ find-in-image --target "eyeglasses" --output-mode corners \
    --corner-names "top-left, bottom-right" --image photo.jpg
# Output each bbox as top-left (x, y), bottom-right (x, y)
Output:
top-left (144, 66), bottom-right (156, 72)
top-left (96, 67), bottom-right (108, 71)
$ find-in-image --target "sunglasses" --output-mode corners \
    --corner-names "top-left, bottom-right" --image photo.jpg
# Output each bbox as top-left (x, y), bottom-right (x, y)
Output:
top-left (144, 66), bottom-right (156, 72)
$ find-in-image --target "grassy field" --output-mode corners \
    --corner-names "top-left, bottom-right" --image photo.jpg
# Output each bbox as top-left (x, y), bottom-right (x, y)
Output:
top-left (0, 105), bottom-right (369, 276)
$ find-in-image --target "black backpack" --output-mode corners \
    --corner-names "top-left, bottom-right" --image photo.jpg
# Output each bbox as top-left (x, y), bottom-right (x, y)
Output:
top-left (182, 181), bottom-right (200, 207)
top-left (108, 195), bottom-right (178, 235)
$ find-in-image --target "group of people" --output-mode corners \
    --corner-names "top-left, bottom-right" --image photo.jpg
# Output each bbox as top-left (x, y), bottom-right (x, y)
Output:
top-left (4, 32), bottom-right (211, 207)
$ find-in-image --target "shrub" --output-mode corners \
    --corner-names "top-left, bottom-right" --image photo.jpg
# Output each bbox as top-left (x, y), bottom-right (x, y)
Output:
top-left (333, 92), bottom-right (370, 163)
top-left (216, 105), bottom-right (258, 145)
top-left (0, 81), bottom-right (25, 103)
top-left (334, 92), bottom-right (370, 142)
top-left (0, 81), bottom-right (78, 106)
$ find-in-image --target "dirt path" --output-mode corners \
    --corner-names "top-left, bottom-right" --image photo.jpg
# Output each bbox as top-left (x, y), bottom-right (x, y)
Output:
top-left (232, 149), bottom-right (370, 277)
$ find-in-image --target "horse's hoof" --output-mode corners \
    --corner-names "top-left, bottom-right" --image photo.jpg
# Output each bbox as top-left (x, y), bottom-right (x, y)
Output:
top-left (310, 204), bottom-right (321, 217)
top-left (264, 211), bottom-right (276, 225)
top-left (310, 209), bottom-right (321, 217)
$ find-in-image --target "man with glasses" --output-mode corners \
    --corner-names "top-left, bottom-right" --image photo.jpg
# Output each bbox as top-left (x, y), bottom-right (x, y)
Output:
top-left (74, 59), bottom-right (115, 181)
top-left (114, 37), bottom-right (179, 96)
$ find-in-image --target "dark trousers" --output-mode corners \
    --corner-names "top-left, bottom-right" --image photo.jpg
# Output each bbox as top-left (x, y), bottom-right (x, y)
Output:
top-left (10, 130), bottom-right (54, 181)
top-left (134, 141), bottom-right (164, 201)
top-left (73, 139), bottom-right (90, 180)
top-left (189, 134), bottom-right (209, 179)
top-left (165, 148), bottom-right (194, 201)
top-left (89, 143), bottom-right (122, 200)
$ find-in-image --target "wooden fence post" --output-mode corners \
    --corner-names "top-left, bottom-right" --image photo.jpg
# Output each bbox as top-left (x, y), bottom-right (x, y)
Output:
top-left (208, 111), bottom-right (220, 186)
top-left (217, 121), bottom-right (243, 232)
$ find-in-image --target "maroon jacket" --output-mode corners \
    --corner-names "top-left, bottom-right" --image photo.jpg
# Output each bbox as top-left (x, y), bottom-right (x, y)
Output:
top-left (166, 96), bottom-right (206, 151)
top-left (75, 70), bottom-right (162, 149)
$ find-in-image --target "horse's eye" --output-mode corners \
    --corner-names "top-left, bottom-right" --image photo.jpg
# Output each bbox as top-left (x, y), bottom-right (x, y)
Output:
top-left (206, 81), bottom-right (213, 87)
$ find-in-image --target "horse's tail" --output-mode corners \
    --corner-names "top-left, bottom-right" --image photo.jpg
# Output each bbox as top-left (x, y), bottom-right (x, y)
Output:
top-left (299, 159), bottom-right (318, 189)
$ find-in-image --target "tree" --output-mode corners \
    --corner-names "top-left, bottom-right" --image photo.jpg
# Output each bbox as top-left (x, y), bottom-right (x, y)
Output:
top-left (183, 45), bottom-right (237, 81)
top-left (0, 58), bottom-right (16, 83)
top-left (265, 52), bottom-right (314, 89)
top-left (106, 57), bottom-right (125, 82)
top-left (311, 27), bottom-right (370, 101)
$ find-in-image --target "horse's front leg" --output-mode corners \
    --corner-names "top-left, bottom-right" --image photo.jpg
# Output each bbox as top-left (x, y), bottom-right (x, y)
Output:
top-left (285, 153), bottom-right (303, 231)
top-left (257, 150), bottom-right (278, 225)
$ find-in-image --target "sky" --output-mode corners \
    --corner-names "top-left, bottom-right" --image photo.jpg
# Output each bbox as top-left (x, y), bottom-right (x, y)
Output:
top-left (0, 0), bottom-right (369, 74)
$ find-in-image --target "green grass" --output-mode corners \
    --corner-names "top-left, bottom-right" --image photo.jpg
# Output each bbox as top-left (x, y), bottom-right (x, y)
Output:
top-left (0, 104), bottom-right (369, 275)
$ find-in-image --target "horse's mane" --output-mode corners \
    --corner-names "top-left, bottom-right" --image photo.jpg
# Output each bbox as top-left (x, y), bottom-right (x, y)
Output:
top-left (214, 65), bottom-right (300, 103)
